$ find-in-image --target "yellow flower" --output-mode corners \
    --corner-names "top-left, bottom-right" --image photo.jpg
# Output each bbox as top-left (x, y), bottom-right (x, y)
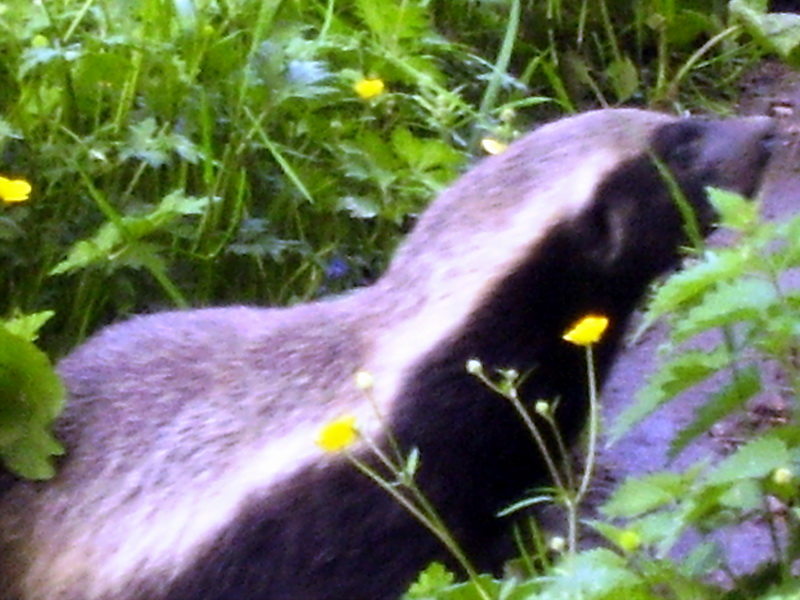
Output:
top-left (316, 415), bottom-right (358, 453)
top-left (480, 137), bottom-right (508, 155)
top-left (562, 315), bottom-right (609, 346)
top-left (0, 176), bottom-right (32, 203)
top-left (354, 77), bottom-right (385, 100)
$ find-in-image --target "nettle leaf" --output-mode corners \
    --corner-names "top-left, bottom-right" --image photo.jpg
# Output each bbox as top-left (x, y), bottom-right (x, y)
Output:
top-left (339, 131), bottom-right (400, 189)
top-left (539, 549), bottom-right (641, 599)
top-left (354, 0), bottom-right (432, 48)
top-left (282, 60), bottom-right (336, 100)
top-left (602, 470), bottom-right (696, 518)
top-left (19, 43), bottom-right (83, 78)
top-left (0, 117), bottom-right (22, 141)
top-left (227, 218), bottom-right (311, 261)
top-left (642, 250), bottom-right (749, 328)
top-left (0, 326), bottom-right (65, 479)
top-left (670, 365), bottom-right (761, 457)
top-left (671, 278), bottom-right (777, 344)
top-left (707, 187), bottom-right (760, 231)
top-left (610, 346), bottom-right (731, 440)
top-left (391, 128), bottom-right (463, 189)
top-left (705, 435), bottom-right (789, 486)
top-left (718, 478), bottom-right (762, 511)
top-left (336, 196), bottom-right (380, 219)
top-left (404, 563), bottom-right (454, 597)
top-left (773, 212), bottom-right (800, 269)
top-left (121, 118), bottom-right (169, 167)
top-left (753, 578), bottom-right (800, 599)
top-left (731, 0), bottom-right (800, 65)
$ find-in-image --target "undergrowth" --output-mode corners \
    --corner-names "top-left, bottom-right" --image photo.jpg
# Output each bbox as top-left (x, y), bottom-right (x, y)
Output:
top-left (3, 0), bottom-right (800, 598)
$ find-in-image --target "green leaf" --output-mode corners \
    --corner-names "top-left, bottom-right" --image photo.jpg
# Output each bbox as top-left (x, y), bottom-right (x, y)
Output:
top-left (404, 563), bottom-right (455, 598)
top-left (282, 60), bottom-right (336, 100)
top-left (705, 435), bottom-right (789, 486)
top-left (336, 196), bottom-right (380, 219)
top-left (605, 55), bottom-right (639, 102)
top-left (121, 118), bottom-right (169, 167)
top-left (671, 278), bottom-right (777, 344)
top-left (0, 326), bottom-right (65, 479)
top-left (402, 565), bottom-right (513, 600)
top-left (610, 346), bottom-right (732, 440)
top-left (707, 187), bottom-right (760, 231)
top-left (718, 478), bottom-right (762, 510)
top-left (773, 212), bottom-right (800, 269)
top-left (642, 250), bottom-right (749, 328)
top-left (390, 127), bottom-right (462, 188)
top-left (340, 131), bottom-right (400, 190)
top-left (731, 0), bottom-right (800, 65)
top-left (51, 191), bottom-right (215, 275)
top-left (354, 0), bottom-right (433, 49)
top-left (19, 44), bottom-right (82, 78)
top-left (670, 365), bottom-right (761, 457)
top-left (602, 471), bottom-right (694, 518)
top-left (2, 311), bottom-right (55, 342)
top-left (539, 549), bottom-right (641, 598)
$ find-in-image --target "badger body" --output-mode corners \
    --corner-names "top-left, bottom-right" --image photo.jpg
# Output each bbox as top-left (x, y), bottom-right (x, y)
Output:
top-left (0, 109), bottom-right (774, 600)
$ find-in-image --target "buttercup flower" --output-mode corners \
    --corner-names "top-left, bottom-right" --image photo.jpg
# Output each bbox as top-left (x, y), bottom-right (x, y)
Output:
top-left (316, 415), bottom-right (358, 453)
top-left (354, 77), bottom-right (385, 100)
top-left (480, 137), bottom-right (508, 155)
top-left (562, 315), bottom-right (609, 346)
top-left (0, 176), bottom-right (32, 203)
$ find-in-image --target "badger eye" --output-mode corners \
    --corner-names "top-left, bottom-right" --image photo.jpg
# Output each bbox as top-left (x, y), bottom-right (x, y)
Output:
top-left (666, 137), bottom-right (700, 170)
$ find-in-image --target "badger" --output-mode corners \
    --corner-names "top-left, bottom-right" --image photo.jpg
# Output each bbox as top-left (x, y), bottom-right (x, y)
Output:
top-left (0, 109), bottom-right (774, 600)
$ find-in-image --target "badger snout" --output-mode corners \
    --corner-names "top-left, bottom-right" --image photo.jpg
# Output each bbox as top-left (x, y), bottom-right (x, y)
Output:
top-left (702, 116), bottom-right (776, 197)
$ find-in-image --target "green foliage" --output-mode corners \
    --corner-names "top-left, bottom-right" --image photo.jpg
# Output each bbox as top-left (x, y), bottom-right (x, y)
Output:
top-left (1, 0), bottom-right (496, 353)
top-left (0, 315), bottom-right (64, 479)
top-left (616, 188), bottom-right (800, 448)
top-left (600, 188), bottom-right (800, 599)
top-left (732, 0), bottom-right (800, 65)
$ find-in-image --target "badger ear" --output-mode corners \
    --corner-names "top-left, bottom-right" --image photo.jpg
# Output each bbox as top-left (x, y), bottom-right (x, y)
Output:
top-left (580, 195), bottom-right (635, 269)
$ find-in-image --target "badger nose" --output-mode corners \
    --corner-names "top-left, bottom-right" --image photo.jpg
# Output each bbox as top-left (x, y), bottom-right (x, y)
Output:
top-left (703, 115), bottom-right (776, 197)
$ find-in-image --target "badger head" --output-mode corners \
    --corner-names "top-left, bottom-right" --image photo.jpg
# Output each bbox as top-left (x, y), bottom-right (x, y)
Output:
top-left (375, 110), bottom-right (775, 402)
top-left (571, 113), bottom-right (775, 282)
